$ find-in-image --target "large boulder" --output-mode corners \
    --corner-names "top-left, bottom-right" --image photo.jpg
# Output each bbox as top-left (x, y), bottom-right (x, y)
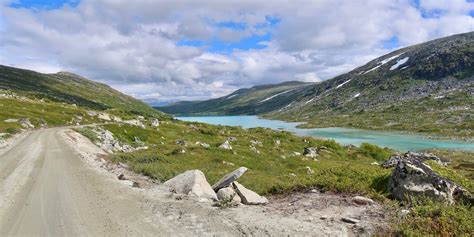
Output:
top-left (19, 118), bottom-right (34, 129)
top-left (388, 157), bottom-right (471, 204)
top-left (232, 181), bottom-right (268, 205)
top-left (212, 167), bottom-right (248, 191)
top-left (164, 170), bottom-right (217, 201)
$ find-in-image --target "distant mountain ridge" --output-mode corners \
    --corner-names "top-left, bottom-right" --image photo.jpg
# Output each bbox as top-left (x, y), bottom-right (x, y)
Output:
top-left (158, 32), bottom-right (474, 138)
top-left (157, 81), bottom-right (314, 115)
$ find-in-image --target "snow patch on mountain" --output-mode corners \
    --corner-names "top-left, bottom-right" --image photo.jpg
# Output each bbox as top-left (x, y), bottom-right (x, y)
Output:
top-left (335, 79), bottom-right (351, 89)
top-left (390, 57), bottom-right (409, 70)
top-left (260, 89), bottom-right (294, 103)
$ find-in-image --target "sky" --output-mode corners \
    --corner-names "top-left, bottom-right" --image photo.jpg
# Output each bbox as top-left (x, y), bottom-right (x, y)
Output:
top-left (0, 0), bottom-right (473, 104)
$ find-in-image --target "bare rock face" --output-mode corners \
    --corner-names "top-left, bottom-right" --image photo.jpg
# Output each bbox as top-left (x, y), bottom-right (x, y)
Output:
top-left (212, 167), bottom-right (248, 191)
top-left (232, 181), bottom-right (268, 205)
top-left (388, 157), bottom-right (471, 204)
top-left (382, 151), bottom-right (448, 168)
top-left (164, 170), bottom-right (217, 201)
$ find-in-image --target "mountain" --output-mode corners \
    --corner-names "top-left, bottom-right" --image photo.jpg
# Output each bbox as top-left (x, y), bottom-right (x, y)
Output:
top-left (0, 65), bottom-right (160, 116)
top-left (0, 65), bottom-right (164, 133)
top-left (159, 32), bottom-right (474, 138)
top-left (157, 81), bottom-right (313, 115)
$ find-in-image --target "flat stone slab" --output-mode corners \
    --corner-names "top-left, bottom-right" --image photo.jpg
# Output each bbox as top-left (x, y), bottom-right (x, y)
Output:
top-left (212, 167), bottom-right (248, 191)
top-left (232, 181), bottom-right (268, 205)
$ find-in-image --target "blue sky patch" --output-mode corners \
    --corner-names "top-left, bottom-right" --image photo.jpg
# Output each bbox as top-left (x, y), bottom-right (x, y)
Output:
top-left (9, 0), bottom-right (79, 10)
top-left (382, 36), bottom-right (400, 49)
top-left (178, 33), bottom-right (271, 54)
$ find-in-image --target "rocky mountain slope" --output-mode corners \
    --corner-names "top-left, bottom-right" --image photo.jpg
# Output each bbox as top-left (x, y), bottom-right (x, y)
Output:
top-left (157, 81), bottom-right (313, 115)
top-left (159, 32), bottom-right (474, 138)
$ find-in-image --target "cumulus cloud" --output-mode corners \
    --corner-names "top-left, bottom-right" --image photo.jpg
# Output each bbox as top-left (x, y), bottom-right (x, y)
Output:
top-left (0, 0), bottom-right (473, 103)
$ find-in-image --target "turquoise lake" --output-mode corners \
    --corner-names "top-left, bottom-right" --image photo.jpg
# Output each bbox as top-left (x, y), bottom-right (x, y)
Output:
top-left (176, 115), bottom-right (474, 152)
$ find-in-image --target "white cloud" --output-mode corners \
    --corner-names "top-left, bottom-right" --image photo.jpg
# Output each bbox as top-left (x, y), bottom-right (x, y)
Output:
top-left (0, 0), bottom-right (473, 102)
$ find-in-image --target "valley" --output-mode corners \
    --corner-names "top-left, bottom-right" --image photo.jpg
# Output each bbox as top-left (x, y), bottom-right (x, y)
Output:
top-left (158, 32), bottom-right (474, 140)
top-left (0, 33), bottom-right (472, 236)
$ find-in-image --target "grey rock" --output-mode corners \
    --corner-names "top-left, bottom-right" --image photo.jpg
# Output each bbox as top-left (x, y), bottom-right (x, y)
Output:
top-left (341, 217), bottom-right (359, 224)
top-left (164, 170), bottom-right (217, 201)
top-left (250, 139), bottom-right (262, 146)
top-left (212, 167), bottom-right (248, 191)
top-left (151, 118), bottom-right (160, 127)
top-left (352, 196), bottom-right (375, 205)
top-left (303, 147), bottom-right (319, 158)
top-left (382, 151), bottom-right (448, 168)
top-left (176, 139), bottom-right (187, 146)
top-left (219, 140), bottom-right (232, 150)
top-left (216, 187), bottom-right (241, 205)
top-left (19, 118), bottom-right (34, 129)
top-left (232, 181), bottom-right (268, 205)
top-left (227, 136), bottom-right (237, 142)
top-left (195, 141), bottom-right (210, 148)
top-left (388, 157), bottom-right (472, 204)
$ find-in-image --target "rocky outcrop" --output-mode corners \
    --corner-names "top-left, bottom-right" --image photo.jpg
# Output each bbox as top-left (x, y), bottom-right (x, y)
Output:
top-left (212, 167), bottom-right (248, 191)
top-left (382, 151), bottom-right (448, 168)
top-left (388, 157), bottom-right (471, 204)
top-left (232, 181), bottom-right (268, 205)
top-left (164, 170), bottom-right (217, 201)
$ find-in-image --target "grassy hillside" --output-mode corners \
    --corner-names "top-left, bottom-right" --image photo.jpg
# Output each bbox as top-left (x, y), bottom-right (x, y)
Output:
top-left (0, 65), bottom-right (160, 116)
top-left (0, 65), bottom-right (165, 134)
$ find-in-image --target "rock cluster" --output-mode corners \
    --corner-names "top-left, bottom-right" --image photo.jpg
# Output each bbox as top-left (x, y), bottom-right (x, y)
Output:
top-left (19, 118), bottom-right (35, 129)
top-left (90, 127), bottom-right (145, 153)
top-left (388, 156), bottom-right (471, 204)
top-left (164, 167), bottom-right (268, 206)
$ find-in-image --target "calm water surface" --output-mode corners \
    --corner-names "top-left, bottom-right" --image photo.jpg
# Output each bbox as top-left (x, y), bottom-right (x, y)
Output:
top-left (177, 115), bottom-right (474, 152)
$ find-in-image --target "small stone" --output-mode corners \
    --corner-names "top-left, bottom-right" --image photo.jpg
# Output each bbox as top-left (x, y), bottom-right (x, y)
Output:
top-left (341, 217), bottom-right (359, 224)
top-left (305, 166), bottom-right (315, 175)
top-left (118, 173), bottom-right (127, 180)
top-left (352, 196), bottom-right (375, 205)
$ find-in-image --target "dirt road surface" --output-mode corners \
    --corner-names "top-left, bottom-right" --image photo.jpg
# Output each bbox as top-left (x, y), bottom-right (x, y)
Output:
top-left (0, 128), bottom-right (388, 236)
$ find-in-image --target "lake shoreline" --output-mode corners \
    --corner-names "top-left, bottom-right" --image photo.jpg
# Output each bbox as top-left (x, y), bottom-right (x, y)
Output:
top-left (176, 115), bottom-right (474, 152)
